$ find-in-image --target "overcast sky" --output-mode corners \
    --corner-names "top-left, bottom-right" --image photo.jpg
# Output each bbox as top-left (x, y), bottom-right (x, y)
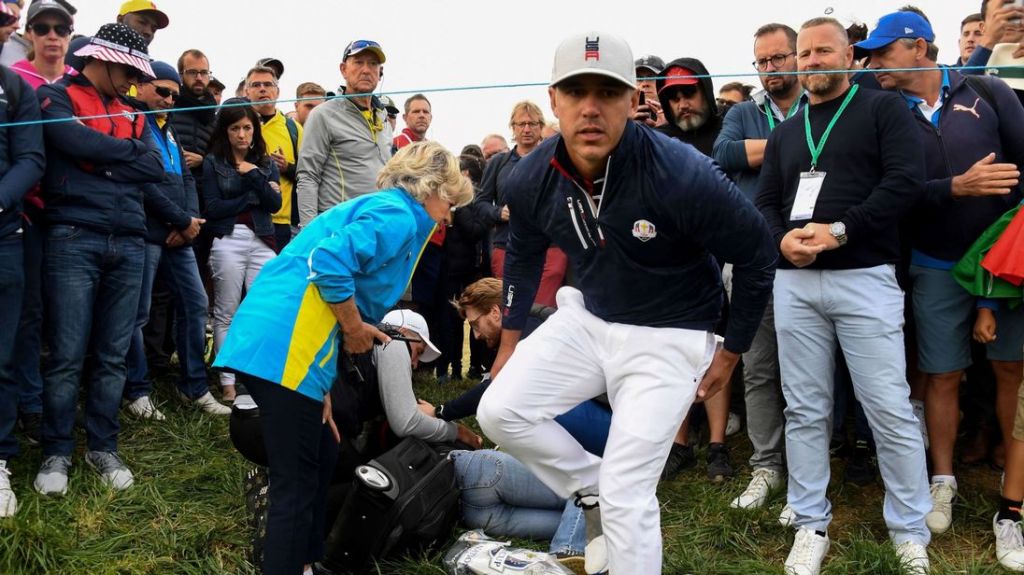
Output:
top-left (66, 0), bottom-right (977, 152)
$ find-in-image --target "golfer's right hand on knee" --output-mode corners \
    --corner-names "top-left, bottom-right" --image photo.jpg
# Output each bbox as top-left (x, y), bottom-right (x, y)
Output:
top-left (343, 322), bottom-right (391, 354)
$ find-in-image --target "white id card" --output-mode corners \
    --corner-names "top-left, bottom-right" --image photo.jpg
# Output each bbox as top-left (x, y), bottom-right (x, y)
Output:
top-left (790, 171), bottom-right (826, 221)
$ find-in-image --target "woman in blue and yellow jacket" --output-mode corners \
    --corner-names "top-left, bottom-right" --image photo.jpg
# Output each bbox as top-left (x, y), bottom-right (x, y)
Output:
top-left (214, 141), bottom-right (473, 575)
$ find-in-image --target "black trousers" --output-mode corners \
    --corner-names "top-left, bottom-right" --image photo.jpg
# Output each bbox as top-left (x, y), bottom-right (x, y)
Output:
top-left (244, 373), bottom-right (339, 575)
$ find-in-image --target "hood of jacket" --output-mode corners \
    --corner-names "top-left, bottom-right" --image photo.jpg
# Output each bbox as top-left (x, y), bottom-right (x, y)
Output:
top-left (657, 57), bottom-right (718, 127)
top-left (655, 57), bottom-right (722, 156)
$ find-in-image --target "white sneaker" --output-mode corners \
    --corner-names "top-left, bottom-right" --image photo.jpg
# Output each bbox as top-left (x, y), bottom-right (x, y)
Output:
top-left (779, 503), bottom-right (796, 527)
top-left (785, 527), bottom-right (829, 575)
top-left (34, 455), bottom-right (71, 495)
top-left (910, 399), bottom-right (928, 450)
top-left (994, 514), bottom-right (1024, 571)
top-left (85, 451), bottom-right (134, 490)
top-left (0, 460), bottom-right (17, 517)
top-left (125, 395), bottom-right (166, 421)
top-left (726, 411), bottom-right (742, 437)
top-left (731, 468), bottom-right (782, 509)
top-left (185, 391), bottom-right (231, 415)
top-left (894, 541), bottom-right (929, 574)
top-left (585, 534), bottom-right (608, 575)
top-left (925, 481), bottom-right (956, 534)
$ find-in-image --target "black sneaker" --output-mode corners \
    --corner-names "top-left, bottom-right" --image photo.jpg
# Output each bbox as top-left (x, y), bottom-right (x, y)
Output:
top-left (845, 440), bottom-right (876, 486)
top-left (707, 442), bottom-right (735, 483)
top-left (661, 443), bottom-right (696, 482)
top-left (19, 413), bottom-right (42, 446)
top-left (829, 436), bottom-right (848, 459)
top-left (244, 466), bottom-right (269, 566)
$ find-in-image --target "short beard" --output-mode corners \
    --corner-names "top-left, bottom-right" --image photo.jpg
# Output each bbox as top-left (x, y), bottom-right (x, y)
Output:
top-left (675, 109), bottom-right (707, 132)
top-left (767, 74), bottom-right (798, 97)
top-left (800, 71), bottom-right (844, 96)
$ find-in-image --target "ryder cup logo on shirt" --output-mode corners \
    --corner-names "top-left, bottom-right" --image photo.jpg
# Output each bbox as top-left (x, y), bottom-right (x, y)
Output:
top-left (632, 219), bottom-right (657, 242)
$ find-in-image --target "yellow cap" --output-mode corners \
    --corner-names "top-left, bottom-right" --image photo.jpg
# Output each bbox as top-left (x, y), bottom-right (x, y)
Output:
top-left (117, 0), bottom-right (169, 29)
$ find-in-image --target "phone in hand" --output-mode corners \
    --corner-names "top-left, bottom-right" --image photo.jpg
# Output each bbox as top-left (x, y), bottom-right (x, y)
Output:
top-left (637, 91), bottom-right (654, 124)
top-left (1010, 0), bottom-right (1024, 24)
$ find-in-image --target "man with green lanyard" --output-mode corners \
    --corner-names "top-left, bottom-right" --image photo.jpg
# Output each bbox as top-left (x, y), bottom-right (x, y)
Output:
top-left (295, 39), bottom-right (392, 229)
top-left (755, 17), bottom-right (931, 575)
top-left (712, 22), bottom-right (807, 515)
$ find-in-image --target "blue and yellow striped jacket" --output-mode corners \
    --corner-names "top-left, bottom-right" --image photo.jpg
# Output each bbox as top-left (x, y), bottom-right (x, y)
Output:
top-left (213, 188), bottom-right (437, 401)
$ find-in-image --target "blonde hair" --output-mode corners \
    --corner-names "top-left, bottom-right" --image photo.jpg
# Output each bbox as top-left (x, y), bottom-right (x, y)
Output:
top-left (508, 101), bottom-right (545, 127)
top-left (376, 141), bottom-right (474, 208)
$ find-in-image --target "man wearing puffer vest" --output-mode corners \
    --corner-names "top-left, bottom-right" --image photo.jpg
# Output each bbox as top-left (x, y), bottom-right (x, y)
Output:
top-left (33, 24), bottom-right (163, 498)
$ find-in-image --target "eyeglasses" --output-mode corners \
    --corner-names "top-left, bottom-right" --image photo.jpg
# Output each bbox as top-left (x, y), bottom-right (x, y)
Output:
top-left (30, 23), bottom-right (73, 37)
top-left (153, 85), bottom-right (179, 101)
top-left (753, 52), bottom-right (796, 71)
top-left (247, 81), bottom-right (278, 89)
top-left (511, 121), bottom-right (541, 129)
top-left (183, 69), bottom-right (212, 78)
top-left (465, 312), bottom-right (485, 331)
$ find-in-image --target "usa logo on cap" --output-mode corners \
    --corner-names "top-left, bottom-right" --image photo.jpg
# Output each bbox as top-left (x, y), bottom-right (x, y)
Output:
top-left (585, 36), bottom-right (600, 61)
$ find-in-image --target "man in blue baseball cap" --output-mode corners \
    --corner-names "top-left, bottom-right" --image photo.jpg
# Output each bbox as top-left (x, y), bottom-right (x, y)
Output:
top-left (860, 9), bottom-right (1024, 561)
top-left (853, 10), bottom-right (936, 59)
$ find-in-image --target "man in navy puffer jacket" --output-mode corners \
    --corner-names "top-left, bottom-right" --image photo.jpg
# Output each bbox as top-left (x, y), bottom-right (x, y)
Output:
top-left (122, 61), bottom-right (228, 422)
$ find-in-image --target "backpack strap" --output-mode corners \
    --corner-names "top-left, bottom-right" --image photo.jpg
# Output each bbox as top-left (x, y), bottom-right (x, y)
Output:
top-left (285, 115), bottom-right (301, 225)
top-left (285, 116), bottom-right (299, 160)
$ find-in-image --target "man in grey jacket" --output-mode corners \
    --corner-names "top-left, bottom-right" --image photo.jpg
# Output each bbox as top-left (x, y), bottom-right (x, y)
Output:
top-left (295, 40), bottom-right (392, 228)
top-left (712, 22), bottom-right (807, 516)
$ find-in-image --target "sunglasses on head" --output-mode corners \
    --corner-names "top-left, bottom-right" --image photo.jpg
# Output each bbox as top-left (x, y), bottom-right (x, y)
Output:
top-left (153, 85), bottom-right (179, 101)
top-left (344, 39), bottom-right (381, 58)
top-left (670, 85), bottom-right (700, 99)
top-left (30, 23), bottom-right (73, 37)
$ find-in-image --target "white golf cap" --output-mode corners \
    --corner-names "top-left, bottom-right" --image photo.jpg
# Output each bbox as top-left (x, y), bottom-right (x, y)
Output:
top-left (986, 43), bottom-right (1024, 92)
top-left (381, 309), bottom-right (441, 363)
top-left (550, 31), bottom-right (636, 89)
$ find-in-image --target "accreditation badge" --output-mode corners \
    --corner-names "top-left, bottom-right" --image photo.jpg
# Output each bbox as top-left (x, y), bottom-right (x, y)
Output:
top-left (790, 171), bottom-right (826, 221)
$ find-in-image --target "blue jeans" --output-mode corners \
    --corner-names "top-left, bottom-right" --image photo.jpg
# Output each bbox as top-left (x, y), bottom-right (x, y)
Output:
top-left (0, 235), bottom-right (25, 460)
top-left (42, 226), bottom-right (144, 456)
top-left (775, 265), bottom-right (930, 546)
top-left (125, 243), bottom-right (210, 400)
top-left (11, 219), bottom-right (43, 415)
top-left (452, 449), bottom-right (586, 556)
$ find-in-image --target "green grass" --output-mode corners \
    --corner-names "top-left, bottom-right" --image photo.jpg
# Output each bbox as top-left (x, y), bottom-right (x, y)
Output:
top-left (0, 373), bottom-right (1011, 574)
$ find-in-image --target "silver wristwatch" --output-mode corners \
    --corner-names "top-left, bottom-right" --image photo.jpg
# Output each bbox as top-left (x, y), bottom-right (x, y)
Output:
top-left (829, 221), bottom-right (848, 246)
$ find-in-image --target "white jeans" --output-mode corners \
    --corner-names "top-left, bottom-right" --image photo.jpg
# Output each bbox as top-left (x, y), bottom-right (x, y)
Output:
top-left (478, 287), bottom-right (716, 575)
top-left (210, 224), bottom-right (275, 387)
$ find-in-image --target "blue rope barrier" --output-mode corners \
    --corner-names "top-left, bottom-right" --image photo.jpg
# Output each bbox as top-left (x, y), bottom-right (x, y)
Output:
top-left (0, 64), bottom-right (1018, 129)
